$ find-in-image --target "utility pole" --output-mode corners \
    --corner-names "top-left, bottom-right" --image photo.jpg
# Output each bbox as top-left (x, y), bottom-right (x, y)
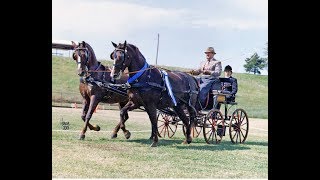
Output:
top-left (155, 33), bottom-right (159, 66)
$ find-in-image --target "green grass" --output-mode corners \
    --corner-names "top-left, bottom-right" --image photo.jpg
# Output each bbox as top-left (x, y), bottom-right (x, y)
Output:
top-left (52, 55), bottom-right (268, 118)
top-left (52, 107), bottom-right (268, 179)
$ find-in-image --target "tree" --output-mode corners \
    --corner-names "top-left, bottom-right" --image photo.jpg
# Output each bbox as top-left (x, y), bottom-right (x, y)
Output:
top-left (264, 42), bottom-right (268, 70)
top-left (243, 52), bottom-right (267, 74)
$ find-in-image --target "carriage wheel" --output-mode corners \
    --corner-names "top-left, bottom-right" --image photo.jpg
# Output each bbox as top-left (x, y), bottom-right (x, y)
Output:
top-left (182, 119), bottom-right (202, 138)
top-left (157, 112), bottom-right (178, 138)
top-left (229, 108), bottom-right (249, 143)
top-left (203, 109), bottom-right (225, 144)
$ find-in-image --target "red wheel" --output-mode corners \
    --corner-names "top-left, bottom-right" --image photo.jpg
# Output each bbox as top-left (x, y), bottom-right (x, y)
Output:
top-left (203, 109), bottom-right (225, 144)
top-left (182, 119), bottom-right (202, 138)
top-left (157, 112), bottom-right (177, 138)
top-left (229, 109), bottom-right (249, 143)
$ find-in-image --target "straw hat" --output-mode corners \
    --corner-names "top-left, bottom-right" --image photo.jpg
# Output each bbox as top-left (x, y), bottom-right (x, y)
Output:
top-left (204, 47), bottom-right (216, 54)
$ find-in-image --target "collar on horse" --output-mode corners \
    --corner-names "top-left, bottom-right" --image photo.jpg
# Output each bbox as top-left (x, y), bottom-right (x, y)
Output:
top-left (127, 62), bottom-right (149, 84)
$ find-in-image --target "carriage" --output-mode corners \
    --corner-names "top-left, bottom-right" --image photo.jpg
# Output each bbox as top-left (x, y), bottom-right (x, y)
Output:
top-left (156, 77), bottom-right (249, 144)
top-left (67, 40), bottom-right (248, 146)
top-left (89, 75), bottom-right (249, 145)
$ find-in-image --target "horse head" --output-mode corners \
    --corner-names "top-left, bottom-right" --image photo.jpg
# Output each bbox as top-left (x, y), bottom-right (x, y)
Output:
top-left (110, 41), bottom-right (147, 80)
top-left (109, 41), bottom-right (129, 79)
top-left (72, 41), bottom-right (96, 77)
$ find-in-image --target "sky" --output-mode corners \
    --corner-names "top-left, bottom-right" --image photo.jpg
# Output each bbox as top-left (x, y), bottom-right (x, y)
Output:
top-left (52, 0), bottom-right (268, 75)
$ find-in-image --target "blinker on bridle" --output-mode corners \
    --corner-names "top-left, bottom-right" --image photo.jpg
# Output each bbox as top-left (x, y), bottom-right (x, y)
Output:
top-left (113, 48), bottom-right (126, 69)
top-left (75, 47), bottom-right (89, 65)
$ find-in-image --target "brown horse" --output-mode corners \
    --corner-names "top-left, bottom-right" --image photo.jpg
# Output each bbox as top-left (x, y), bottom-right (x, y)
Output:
top-left (71, 41), bottom-right (131, 140)
top-left (109, 41), bottom-right (199, 147)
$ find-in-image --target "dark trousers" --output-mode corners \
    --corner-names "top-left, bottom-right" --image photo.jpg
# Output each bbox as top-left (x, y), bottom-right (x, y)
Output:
top-left (198, 78), bottom-right (220, 109)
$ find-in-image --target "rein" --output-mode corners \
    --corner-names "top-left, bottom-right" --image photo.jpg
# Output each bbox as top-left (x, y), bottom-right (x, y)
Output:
top-left (88, 66), bottom-right (155, 75)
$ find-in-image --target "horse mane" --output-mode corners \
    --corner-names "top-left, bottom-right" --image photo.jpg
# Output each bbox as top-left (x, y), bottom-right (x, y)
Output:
top-left (83, 42), bottom-right (97, 62)
top-left (85, 42), bottom-right (112, 71)
top-left (127, 43), bottom-right (146, 63)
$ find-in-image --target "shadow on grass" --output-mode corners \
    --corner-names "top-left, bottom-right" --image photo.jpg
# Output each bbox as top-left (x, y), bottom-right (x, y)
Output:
top-left (125, 138), bottom-right (251, 151)
top-left (242, 141), bottom-right (268, 146)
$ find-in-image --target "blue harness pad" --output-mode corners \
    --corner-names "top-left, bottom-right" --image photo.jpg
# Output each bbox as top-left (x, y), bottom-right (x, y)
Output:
top-left (127, 62), bottom-right (149, 84)
top-left (160, 70), bottom-right (177, 106)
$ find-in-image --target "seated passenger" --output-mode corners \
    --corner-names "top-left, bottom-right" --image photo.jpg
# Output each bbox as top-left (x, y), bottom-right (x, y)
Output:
top-left (214, 65), bottom-right (238, 109)
top-left (190, 46), bottom-right (222, 111)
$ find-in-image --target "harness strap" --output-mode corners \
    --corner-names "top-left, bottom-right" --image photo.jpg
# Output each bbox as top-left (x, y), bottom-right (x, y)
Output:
top-left (130, 82), bottom-right (165, 90)
top-left (161, 70), bottom-right (177, 106)
top-left (127, 62), bottom-right (149, 83)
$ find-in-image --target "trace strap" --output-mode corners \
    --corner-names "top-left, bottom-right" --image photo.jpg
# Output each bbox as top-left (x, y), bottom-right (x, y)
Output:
top-left (161, 70), bottom-right (177, 106)
top-left (127, 62), bottom-right (149, 84)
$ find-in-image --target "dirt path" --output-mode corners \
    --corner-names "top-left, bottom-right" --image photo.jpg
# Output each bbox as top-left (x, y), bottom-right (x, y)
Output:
top-left (53, 107), bottom-right (268, 136)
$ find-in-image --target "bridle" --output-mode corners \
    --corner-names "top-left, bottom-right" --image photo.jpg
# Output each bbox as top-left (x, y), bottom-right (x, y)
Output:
top-left (112, 47), bottom-right (129, 72)
top-left (74, 47), bottom-right (90, 66)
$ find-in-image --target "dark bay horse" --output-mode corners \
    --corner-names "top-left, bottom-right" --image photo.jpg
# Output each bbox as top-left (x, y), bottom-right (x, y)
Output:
top-left (109, 41), bottom-right (199, 147)
top-left (71, 41), bottom-right (131, 140)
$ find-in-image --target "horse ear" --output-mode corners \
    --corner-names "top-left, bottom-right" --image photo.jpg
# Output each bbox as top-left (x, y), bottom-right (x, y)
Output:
top-left (71, 41), bottom-right (77, 49)
top-left (124, 40), bottom-right (127, 47)
top-left (110, 52), bottom-right (114, 60)
top-left (112, 41), bottom-right (117, 48)
top-left (82, 41), bottom-right (86, 47)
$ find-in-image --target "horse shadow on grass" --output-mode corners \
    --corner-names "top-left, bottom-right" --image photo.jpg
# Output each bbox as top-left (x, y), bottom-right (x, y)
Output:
top-left (125, 138), bottom-right (251, 151)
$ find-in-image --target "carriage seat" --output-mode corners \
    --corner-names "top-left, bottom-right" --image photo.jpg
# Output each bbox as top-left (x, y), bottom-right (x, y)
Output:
top-left (211, 77), bottom-right (237, 105)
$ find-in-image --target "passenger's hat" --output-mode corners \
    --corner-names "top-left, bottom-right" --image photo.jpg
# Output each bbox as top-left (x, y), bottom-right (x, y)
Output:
top-left (204, 47), bottom-right (216, 54)
top-left (224, 65), bottom-right (232, 72)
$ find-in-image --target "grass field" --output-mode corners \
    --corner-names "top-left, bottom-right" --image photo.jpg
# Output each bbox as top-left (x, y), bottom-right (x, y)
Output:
top-left (52, 107), bottom-right (268, 179)
top-left (52, 55), bottom-right (268, 119)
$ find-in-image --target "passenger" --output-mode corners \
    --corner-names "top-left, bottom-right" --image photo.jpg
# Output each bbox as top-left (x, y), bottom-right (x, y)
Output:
top-left (214, 65), bottom-right (238, 109)
top-left (190, 46), bottom-right (222, 111)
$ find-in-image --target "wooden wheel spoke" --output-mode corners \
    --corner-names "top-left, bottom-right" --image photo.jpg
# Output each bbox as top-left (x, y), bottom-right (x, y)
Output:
top-left (195, 127), bottom-right (200, 134)
top-left (159, 124), bottom-right (165, 135)
top-left (167, 126), bottom-right (170, 137)
top-left (240, 122), bottom-right (248, 126)
top-left (160, 113), bottom-right (166, 119)
top-left (240, 127), bottom-right (248, 131)
top-left (163, 126), bottom-right (167, 137)
top-left (208, 129), bottom-right (213, 140)
top-left (232, 130), bottom-right (237, 139)
top-left (168, 125), bottom-right (175, 133)
top-left (158, 123), bottom-right (165, 128)
top-left (240, 129), bottom-right (246, 139)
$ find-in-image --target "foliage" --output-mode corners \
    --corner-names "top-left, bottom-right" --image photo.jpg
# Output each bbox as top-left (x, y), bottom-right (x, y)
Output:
top-left (264, 42), bottom-right (268, 70)
top-left (243, 52), bottom-right (267, 74)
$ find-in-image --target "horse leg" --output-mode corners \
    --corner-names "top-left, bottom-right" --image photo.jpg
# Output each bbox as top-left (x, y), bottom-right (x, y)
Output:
top-left (79, 95), bottom-right (99, 140)
top-left (174, 105), bottom-right (192, 144)
top-left (81, 97), bottom-right (100, 133)
top-left (119, 101), bottom-right (132, 139)
top-left (144, 105), bottom-right (158, 147)
top-left (111, 101), bottom-right (135, 139)
top-left (111, 101), bottom-right (130, 139)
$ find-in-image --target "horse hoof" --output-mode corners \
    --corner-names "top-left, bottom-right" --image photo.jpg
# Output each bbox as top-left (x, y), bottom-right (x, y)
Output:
top-left (111, 133), bottom-right (117, 139)
top-left (94, 125), bottom-right (100, 131)
top-left (79, 134), bottom-right (85, 140)
top-left (150, 142), bottom-right (158, 147)
top-left (124, 131), bottom-right (131, 139)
